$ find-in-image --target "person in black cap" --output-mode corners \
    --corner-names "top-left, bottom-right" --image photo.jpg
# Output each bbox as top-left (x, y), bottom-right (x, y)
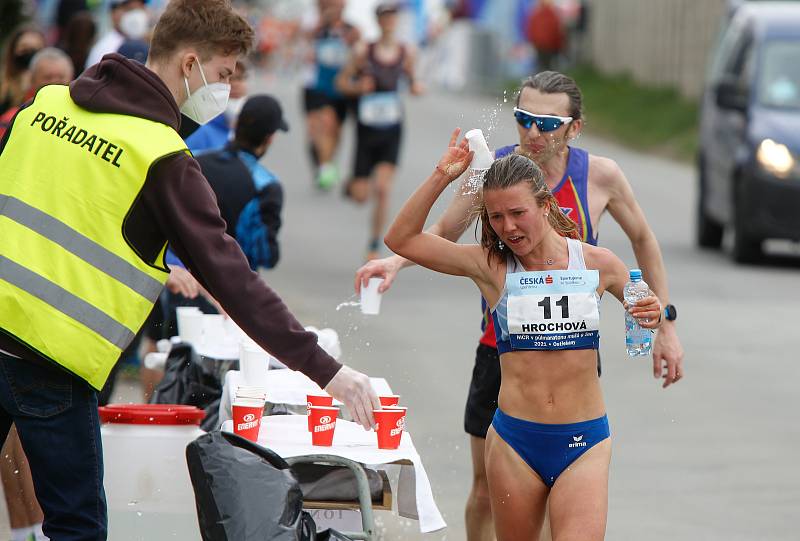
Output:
top-left (196, 94), bottom-right (290, 271)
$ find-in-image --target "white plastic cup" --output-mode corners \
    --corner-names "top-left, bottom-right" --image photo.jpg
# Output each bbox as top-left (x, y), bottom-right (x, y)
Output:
top-left (176, 308), bottom-right (203, 345)
top-left (202, 314), bottom-right (227, 346)
top-left (142, 352), bottom-right (168, 370)
top-left (224, 318), bottom-right (244, 342)
top-left (360, 278), bottom-right (384, 315)
top-left (465, 128), bottom-right (494, 170)
top-left (236, 385), bottom-right (267, 401)
top-left (239, 343), bottom-right (269, 387)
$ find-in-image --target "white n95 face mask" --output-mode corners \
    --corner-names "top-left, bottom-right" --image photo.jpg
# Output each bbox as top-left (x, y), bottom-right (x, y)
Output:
top-left (180, 61), bottom-right (231, 125)
top-left (119, 8), bottom-right (149, 40)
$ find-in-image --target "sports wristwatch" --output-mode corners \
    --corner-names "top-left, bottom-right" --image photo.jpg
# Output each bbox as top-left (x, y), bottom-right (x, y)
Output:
top-left (664, 304), bottom-right (677, 322)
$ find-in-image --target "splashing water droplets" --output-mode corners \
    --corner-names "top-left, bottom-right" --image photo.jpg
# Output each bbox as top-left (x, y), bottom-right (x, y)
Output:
top-left (335, 301), bottom-right (360, 311)
top-left (457, 168), bottom-right (487, 195)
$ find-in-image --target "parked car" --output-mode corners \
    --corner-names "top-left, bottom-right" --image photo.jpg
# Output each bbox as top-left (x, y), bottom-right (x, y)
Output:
top-left (697, 1), bottom-right (800, 262)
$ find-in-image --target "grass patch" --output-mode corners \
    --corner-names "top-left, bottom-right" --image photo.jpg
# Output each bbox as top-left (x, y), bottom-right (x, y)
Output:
top-left (511, 65), bottom-right (700, 162)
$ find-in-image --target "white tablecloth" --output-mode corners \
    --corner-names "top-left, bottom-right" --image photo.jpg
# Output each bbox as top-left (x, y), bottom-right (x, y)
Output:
top-left (221, 415), bottom-right (446, 533)
top-left (218, 369), bottom-right (393, 426)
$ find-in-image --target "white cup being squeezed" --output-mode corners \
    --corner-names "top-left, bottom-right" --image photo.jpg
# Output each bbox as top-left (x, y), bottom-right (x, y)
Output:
top-left (360, 278), bottom-right (384, 315)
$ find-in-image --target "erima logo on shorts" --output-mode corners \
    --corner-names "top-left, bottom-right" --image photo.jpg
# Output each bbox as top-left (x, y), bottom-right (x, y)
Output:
top-left (569, 435), bottom-right (587, 448)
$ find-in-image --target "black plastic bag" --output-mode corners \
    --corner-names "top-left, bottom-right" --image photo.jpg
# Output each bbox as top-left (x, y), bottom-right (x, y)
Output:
top-left (200, 398), bottom-right (222, 432)
top-left (150, 343), bottom-right (222, 408)
top-left (292, 463), bottom-right (383, 502)
top-left (187, 430), bottom-right (307, 540)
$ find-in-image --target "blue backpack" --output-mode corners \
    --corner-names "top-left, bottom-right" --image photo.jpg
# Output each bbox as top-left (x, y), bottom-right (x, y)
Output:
top-left (234, 152), bottom-right (280, 271)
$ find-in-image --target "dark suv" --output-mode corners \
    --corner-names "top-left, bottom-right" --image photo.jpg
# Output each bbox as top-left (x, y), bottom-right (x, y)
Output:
top-left (697, 2), bottom-right (800, 262)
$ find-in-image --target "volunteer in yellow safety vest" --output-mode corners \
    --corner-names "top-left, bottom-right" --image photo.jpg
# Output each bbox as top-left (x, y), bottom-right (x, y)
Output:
top-left (0, 1), bottom-right (379, 538)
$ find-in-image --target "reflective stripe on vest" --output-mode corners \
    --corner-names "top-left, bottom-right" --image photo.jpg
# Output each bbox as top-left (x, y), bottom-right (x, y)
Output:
top-left (0, 256), bottom-right (135, 349)
top-left (0, 195), bottom-right (163, 301)
top-left (0, 85), bottom-right (188, 389)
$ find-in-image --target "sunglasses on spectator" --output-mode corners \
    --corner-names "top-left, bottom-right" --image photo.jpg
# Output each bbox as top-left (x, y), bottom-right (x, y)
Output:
top-left (513, 107), bottom-right (573, 132)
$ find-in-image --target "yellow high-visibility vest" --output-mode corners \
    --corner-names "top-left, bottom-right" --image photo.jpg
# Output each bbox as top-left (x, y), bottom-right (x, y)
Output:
top-left (0, 85), bottom-right (188, 389)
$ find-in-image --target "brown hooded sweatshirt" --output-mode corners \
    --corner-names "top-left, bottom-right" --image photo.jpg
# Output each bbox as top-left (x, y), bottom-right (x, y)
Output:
top-left (0, 54), bottom-right (342, 387)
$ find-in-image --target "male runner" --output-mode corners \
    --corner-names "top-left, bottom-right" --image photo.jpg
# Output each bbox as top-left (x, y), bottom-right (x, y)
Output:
top-left (355, 71), bottom-right (685, 540)
top-left (302, 0), bottom-right (359, 189)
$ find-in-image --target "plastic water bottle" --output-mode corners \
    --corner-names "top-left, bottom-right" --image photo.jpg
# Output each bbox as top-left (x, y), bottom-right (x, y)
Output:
top-left (623, 269), bottom-right (652, 356)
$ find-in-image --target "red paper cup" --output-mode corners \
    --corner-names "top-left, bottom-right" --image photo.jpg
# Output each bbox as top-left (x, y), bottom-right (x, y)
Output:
top-left (382, 406), bottom-right (407, 435)
top-left (307, 394), bottom-right (334, 431)
top-left (309, 406), bottom-right (339, 446)
top-left (378, 395), bottom-right (400, 407)
top-left (374, 408), bottom-right (406, 450)
top-left (232, 398), bottom-right (264, 442)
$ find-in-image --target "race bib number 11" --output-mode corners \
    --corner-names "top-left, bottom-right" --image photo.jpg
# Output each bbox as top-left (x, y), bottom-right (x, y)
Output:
top-left (506, 270), bottom-right (600, 350)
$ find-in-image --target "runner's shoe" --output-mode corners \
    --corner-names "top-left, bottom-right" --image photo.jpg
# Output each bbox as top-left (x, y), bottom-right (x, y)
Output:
top-left (316, 163), bottom-right (339, 190)
top-left (366, 238), bottom-right (381, 261)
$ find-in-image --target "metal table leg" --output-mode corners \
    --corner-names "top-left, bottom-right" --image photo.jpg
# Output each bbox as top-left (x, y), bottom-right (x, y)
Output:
top-left (286, 455), bottom-right (375, 541)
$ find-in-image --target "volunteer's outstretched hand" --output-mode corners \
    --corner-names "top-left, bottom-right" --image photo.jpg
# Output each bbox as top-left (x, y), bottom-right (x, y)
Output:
top-left (324, 365), bottom-right (380, 430)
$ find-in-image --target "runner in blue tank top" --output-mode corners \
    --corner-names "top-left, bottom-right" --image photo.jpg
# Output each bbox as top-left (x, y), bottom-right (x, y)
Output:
top-left (385, 135), bottom-right (664, 540)
top-left (301, 0), bottom-right (360, 190)
top-left (355, 71), bottom-right (684, 540)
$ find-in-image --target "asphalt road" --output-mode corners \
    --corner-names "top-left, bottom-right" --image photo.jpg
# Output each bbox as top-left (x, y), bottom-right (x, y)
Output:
top-left (255, 73), bottom-right (800, 540)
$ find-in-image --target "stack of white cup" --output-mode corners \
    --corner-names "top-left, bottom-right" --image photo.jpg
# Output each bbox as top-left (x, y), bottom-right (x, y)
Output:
top-left (235, 386), bottom-right (266, 403)
top-left (232, 386), bottom-right (267, 441)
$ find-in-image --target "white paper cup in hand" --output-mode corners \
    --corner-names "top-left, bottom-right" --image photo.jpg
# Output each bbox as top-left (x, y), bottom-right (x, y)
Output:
top-left (360, 278), bottom-right (384, 315)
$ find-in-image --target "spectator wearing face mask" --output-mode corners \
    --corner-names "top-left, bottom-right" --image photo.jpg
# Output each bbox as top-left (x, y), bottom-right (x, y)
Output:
top-left (184, 60), bottom-right (249, 154)
top-left (85, 0), bottom-right (149, 68)
top-left (0, 27), bottom-right (46, 114)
